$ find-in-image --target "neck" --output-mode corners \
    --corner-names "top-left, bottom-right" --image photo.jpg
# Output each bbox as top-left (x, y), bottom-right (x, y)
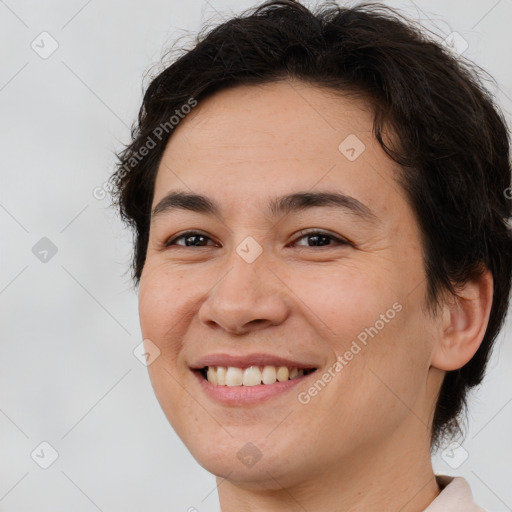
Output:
top-left (216, 423), bottom-right (441, 512)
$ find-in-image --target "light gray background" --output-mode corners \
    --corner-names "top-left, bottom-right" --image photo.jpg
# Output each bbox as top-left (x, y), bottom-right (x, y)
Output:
top-left (0, 0), bottom-right (511, 510)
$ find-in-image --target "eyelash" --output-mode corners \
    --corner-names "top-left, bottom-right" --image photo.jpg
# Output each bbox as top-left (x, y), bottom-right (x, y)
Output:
top-left (164, 229), bottom-right (349, 249)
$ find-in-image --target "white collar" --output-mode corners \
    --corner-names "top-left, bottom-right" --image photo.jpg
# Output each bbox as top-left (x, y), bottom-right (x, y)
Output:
top-left (423, 475), bottom-right (486, 511)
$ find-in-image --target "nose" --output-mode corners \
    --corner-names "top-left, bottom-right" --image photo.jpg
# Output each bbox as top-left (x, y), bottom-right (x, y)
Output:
top-left (198, 253), bottom-right (290, 336)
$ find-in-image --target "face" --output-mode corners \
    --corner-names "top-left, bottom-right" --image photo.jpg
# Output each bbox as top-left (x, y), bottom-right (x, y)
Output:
top-left (138, 80), bottom-right (443, 488)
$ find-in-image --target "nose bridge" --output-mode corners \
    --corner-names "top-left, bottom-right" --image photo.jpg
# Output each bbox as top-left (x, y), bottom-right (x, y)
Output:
top-left (198, 238), bottom-right (289, 334)
top-left (225, 239), bottom-right (268, 297)
top-left (219, 229), bottom-right (272, 293)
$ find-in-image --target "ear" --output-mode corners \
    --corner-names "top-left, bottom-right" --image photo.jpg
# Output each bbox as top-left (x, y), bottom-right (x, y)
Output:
top-left (431, 268), bottom-right (494, 371)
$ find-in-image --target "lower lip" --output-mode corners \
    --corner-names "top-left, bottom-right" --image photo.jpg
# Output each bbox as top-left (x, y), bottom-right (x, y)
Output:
top-left (193, 370), bottom-right (315, 405)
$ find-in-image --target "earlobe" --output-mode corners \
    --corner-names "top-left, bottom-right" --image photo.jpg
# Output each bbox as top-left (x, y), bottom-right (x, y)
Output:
top-left (431, 269), bottom-right (493, 372)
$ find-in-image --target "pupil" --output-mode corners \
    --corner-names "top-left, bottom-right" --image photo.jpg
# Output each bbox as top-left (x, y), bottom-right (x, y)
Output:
top-left (309, 235), bottom-right (329, 246)
top-left (187, 235), bottom-right (206, 246)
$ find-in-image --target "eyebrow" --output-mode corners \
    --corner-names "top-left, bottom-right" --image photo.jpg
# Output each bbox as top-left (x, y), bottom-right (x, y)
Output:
top-left (151, 190), bottom-right (378, 223)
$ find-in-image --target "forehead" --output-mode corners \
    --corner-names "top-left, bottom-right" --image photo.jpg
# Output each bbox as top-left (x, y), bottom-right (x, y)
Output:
top-left (152, 80), bottom-right (404, 219)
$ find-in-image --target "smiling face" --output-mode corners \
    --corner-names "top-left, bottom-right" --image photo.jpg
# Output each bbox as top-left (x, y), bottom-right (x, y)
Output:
top-left (138, 80), bottom-right (445, 491)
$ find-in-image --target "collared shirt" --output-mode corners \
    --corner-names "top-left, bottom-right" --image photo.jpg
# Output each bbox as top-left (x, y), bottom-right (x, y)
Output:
top-left (423, 475), bottom-right (486, 511)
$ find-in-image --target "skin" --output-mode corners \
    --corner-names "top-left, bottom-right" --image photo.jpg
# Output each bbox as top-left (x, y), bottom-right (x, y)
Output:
top-left (138, 80), bottom-right (493, 511)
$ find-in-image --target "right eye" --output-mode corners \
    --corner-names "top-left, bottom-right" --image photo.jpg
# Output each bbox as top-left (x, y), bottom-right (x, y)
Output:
top-left (164, 231), bottom-right (219, 248)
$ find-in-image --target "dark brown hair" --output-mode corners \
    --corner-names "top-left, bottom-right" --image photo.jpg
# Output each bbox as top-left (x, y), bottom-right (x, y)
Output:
top-left (111, 0), bottom-right (512, 451)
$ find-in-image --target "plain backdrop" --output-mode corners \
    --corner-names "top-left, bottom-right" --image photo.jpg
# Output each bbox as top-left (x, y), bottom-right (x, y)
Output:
top-left (1, 0), bottom-right (511, 510)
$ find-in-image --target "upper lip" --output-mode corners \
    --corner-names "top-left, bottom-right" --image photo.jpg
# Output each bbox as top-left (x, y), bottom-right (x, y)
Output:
top-left (190, 353), bottom-right (319, 370)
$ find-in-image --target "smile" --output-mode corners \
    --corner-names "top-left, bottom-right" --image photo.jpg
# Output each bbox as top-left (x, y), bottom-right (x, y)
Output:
top-left (201, 365), bottom-right (316, 386)
top-left (191, 367), bottom-right (318, 406)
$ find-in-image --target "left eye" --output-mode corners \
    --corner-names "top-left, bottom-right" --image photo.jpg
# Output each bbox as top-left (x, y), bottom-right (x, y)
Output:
top-left (165, 230), bottom-right (348, 248)
top-left (292, 230), bottom-right (348, 248)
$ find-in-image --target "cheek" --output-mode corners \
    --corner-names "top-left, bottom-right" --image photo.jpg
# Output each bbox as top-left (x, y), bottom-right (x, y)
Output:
top-left (282, 258), bottom-right (400, 351)
top-left (137, 265), bottom-right (194, 395)
top-left (138, 265), bottom-right (187, 340)
top-left (289, 258), bottom-right (431, 426)
top-left (138, 267), bottom-right (196, 432)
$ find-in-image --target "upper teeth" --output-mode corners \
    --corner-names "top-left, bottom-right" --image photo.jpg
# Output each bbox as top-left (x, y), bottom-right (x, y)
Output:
top-left (206, 365), bottom-right (305, 386)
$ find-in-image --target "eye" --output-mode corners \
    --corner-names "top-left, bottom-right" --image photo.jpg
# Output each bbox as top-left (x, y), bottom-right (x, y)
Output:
top-left (290, 229), bottom-right (349, 248)
top-left (164, 231), bottom-right (219, 248)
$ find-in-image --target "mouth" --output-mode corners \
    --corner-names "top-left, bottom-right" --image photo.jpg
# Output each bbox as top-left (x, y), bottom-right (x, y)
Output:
top-left (190, 353), bottom-right (320, 405)
top-left (197, 365), bottom-right (317, 386)
top-left (191, 359), bottom-right (319, 405)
